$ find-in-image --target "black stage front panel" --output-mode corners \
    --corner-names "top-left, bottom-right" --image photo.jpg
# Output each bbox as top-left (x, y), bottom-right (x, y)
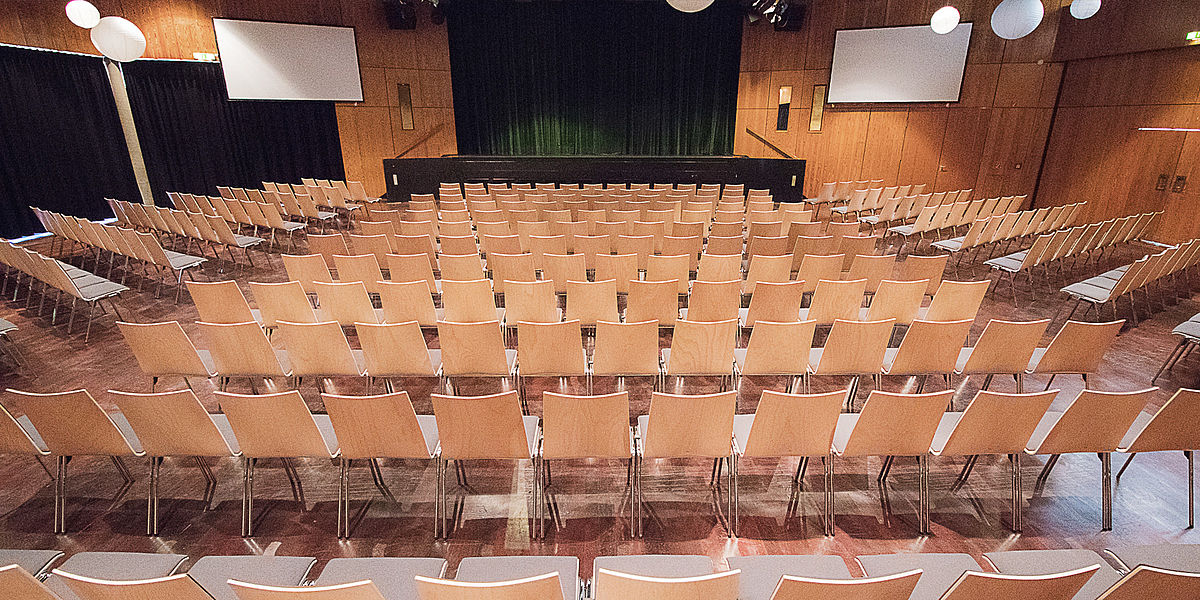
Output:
top-left (383, 156), bottom-right (806, 203)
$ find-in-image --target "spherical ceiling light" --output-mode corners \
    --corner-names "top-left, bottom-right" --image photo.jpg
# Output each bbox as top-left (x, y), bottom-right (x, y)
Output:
top-left (667, 0), bottom-right (716, 13)
top-left (1069, 0), bottom-right (1101, 19)
top-left (930, 6), bottom-right (961, 34)
top-left (991, 0), bottom-right (1045, 40)
top-left (65, 0), bottom-right (100, 29)
top-left (90, 16), bottom-right (146, 62)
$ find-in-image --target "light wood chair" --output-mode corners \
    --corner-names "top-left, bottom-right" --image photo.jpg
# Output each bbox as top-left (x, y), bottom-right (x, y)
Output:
top-left (4, 389), bottom-right (142, 533)
top-left (881, 319), bottom-right (973, 391)
top-left (249, 281), bottom-right (319, 330)
top-left (1027, 320), bottom-right (1123, 389)
top-left (117, 321), bottom-right (216, 391)
top-left (1118, 388), bottom-right (1200, 528)
top-left (860, 279), bottom-right (927, 325)
top-left (54, 570), bottom-right (215, 600)
top-left (538, 391), bottom-right (636, 538)
top-left (217, 389), bottom-right (340, 536)
top-left (378, 280), bottom-right (440, 328)
top-left (488, 252), bottom-right (537, 295)
top-left (740, 280), bottom-right (804, 329)
top-left (837, 237), bottom-right (878, 270)
top-left (932, 389), bottom-right (1058, 532)
top-left (439, 253), bottom-right (487, 282)
top-left (386, 253), bottom-right (439, 295)
top-left (795, 254), bottom-right (845, 295)
top-left (594, 253), bottom-right (639, 294)
top-left (312, 281), bottom-right (383, 326)
top-left (323, 391), bottom-right (439, 538)
top-left (1026, 387), bottom-right (1157, 530)
top-left (646, 254), bottom-right (692, 294)
top-left (733, 389), bottom-right (843, 535)
top-left (1093, 564), bottom-right (1200, 600)
top-left (542, 253), bottom-right (586, 295)
top-left (627, 279), bottom-right (681, 328)
top-left (798, 278), bottom-right (867, 325)
top-left (939, 566), bottom-right (1098, 600)
top-left (516, 320), bottom-right (588, 411)
top-left (334, 253), bottom-right (387, 295)
top-left (833, 389), bottom-right (954, 534)
top-left (955, 319), bottom-right (1049, 394)
top-left (920, 280), bottom-right (990, 322)
top-left (187, 280), bottom-right (261, 326)
top-left (502, 279), bottom-right (562, 342)
top-left (636, 391), bottom-right (738, 537)
top-left (1, 565), bottom-right (71, 600)
top-left (108, 388), bottom-right (241, 535)
top-left (765, 570), bottom-right (922, 600)
top-left (734, 320), bottom-right (816, 393)
top-left (683, 279), bottom-right (741, 322)
top-left (441, 278), bottom-right (503, 323)
top-left (896, 254), bottom-right (946, 296)
top-left (436, 320), bottom-right (518, 395)
top-left (392, 234), bottom-right (437, 270)
top-left (415, 572), bottom-right (565, 600)
top-left (846, 254), bottom-right (896, 294)
top-left (664, 318), bottom-right (738, 391)
top-left (229, 579), bottom-right (387, 599)
top-left (566, 279), bottom-right (620, 327)
top-left (430, 390), bottom-right (540, 539)
top-left (306, 234), bottom-right (349, 270)
top-left (593, 569), bottom-right (739, 600)
top-left (592, 320), bottom-right (665, 392)
top-left (277, 321), bottom-right (365, 389)
top-left (808, 319), bottom-right (895, 408)
top-left (572, 234), bottom-right (612, 270)
top-left (615, 235), bottom-right (655, 271)
top-left (197, 321), bottom-right (292, 391)
top-left (743, 254), bottom-right (793, 296)
top-left (696, 254), bottom-right (742, 283)
top-left (441, 234), bottom-right (479, 256)
top-left (355, 321), bottom-right (441, 393)
top-left (282, 254), bottom-right (333, 295)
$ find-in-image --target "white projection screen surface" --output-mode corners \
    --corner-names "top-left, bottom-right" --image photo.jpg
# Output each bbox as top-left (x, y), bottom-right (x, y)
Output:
top-left (827, 23), bottom-right (972, 103)
top-left (212, 18), bottom-right (364, 101)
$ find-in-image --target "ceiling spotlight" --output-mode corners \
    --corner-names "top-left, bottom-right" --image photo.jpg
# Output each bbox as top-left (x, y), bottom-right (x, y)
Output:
top-left (742, 0), bottom-right (790, 25)
top-left (667, 0), bottom-right (716, 13)
top-left (991, 0), bottom-right (1044, 40)
top-left (930, 6), bottom-right (961, 34)
top-left (1069, 0), bottom-right (1101, 19)
top-left (65, 0), bottom-right (100, 29)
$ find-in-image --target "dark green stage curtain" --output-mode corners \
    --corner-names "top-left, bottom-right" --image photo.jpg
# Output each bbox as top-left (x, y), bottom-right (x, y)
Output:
top-left (0, 45), bottom-right (139, 238)
top-left (445, 0), bottom-right (743, 156)
top-left (121, 60), bottom-right (345, 206)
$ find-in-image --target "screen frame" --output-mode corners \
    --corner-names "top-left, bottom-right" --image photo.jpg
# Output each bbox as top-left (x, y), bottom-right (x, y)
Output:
top-left (210, 17), bottom-right (365, 103)
top-left (825, 22), bottom-right (974, 105)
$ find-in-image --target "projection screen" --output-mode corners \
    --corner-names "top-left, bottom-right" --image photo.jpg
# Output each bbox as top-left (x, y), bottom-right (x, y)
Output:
top-left (212, 18), bottom-right (364, 102)
top-left (827, 23), bottom-right (972, 103)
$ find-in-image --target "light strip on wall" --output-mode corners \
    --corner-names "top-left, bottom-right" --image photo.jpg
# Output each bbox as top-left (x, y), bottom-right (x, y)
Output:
top-left (1137, 127), bottom-right (1200, 132)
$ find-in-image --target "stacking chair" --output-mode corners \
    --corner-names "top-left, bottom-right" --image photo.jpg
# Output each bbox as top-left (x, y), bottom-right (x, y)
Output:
top-left (696, 253), bottom-right (742, 283)
top-left (594, 253), bottom-right (639, 294)
top-left (896, 255), bottom-right (948, 298)
top-left (431, 391), bottom-right (540, 539)
top-left (516, 320), bottom-right (588, 411)
top-left (323, 391), bottom-right (439, 538)
top-left (636, 391), bottom-right (737, 537)
top-left (227, 579), bottom-right (385, 600)
top-left (725, 554), bottom-right (856, 600)
top-left (798, 278), bottom-right (867, 326)
top-left (311, 281), bottom-right (383, 326)
top-left (3, 389), bottom-right (142, 533)
top-left (795, 254), bottom-right (844, 295)
top-left (983, 549), bottom-right (1122, 600)
top-left (955, 319), bottom-right (1048, 394)
top-left (307, 233), bottom-right (350, 268)
top-left (626, 279), bottom-right (680, 328)
top-left (592, 569), bottom-right (739, 600)
top-left (277, 321), bottom-right (365, 390)
top-left (860, 279), bottom-right (927, 326)
top-left (334, 253), bottom-right (387, 295)
top-left (217, 390), bottom-right (340, 536)
top-left (197, 321), bottom-right (292, 391)
top-left (682, 279), bottom-right (741, 322)
top-left (938, 568), bottom-right (1099, 600)
top-left (541, 252), bottom-right (586, 294)
top-left (312, 557), bottom-right (447, 600)
top-left (416, 572), bottom-right (565, 600)
top-left (732, 390), bottom-right (843, 535)
top-left (187, 280), bottom-right (261, 326)
top-left (184, 554), bottom-right (317, 600)
top-left (565, 279), bottom-right (620, 328)
top-left (107, 388), bottom-right (241, 537)
top-left (881, 319), bottom-right (973, 391)
top-left (1026, 388), bottom-right (1157, 530)
top-left (1116, 388), bottom-right (1200, 528)
top-left (932, 390), bottom-right (1058, 532)
top-left (833, 390), bottom-right (955, 534)
top-left (846, 254), bottom-right (895, 294)
top-left (387, 253), bottom-right (439, 295)
top-left (436, 320), bottom-right (518, 395)
top-left (646, 254), bottom-right (692, 294)
top-left (808, 319), bottom-right (895, 407)
top-left (441, 279), bottom-right (504, 323)
top-left (919, 280), bottom-right (990, 322)
top-left (118, 321), bottom-right (216, 391)
top-left (592, 320), bottom-right (665, 392)
top-left (0, 565), bottom-right (61, 600)
top-left (734, 320), bottom-right (816, 393)
top-left (488, 252), bottom-right (537, 295)
top-left (453, 555), bottom-right (579, 600)
top-left (537, 391), bottom-right (636, 538)
top-left (664, 319), bottom-right (738, 391)
top-left (743, 254), bottom-right (793, 296)
top-left (356, 320), bottom-right (440, 394)
top-left (502, 279), bottom-right (562, 342)
top-left (281, 254), bottom-right (333, 297)
top-left (378, 280), bottom-right (441, 328)
top-left (40, 552), bottom-right (188, 599)
top-left (1027, 320), bottom-right (1123, 389)
top-left (248, 281), bottom-right (320, 330)
top-left (741, 281), bottom-right (804, 328)
top-left (439, 253), bottom-right (486, 282)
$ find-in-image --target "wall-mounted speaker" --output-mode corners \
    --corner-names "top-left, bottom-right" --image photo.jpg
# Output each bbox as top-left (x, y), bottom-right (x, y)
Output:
top-left (382, 0), bottom-right (417, 30)
top-left (774, 3), bottom-right (806, 31)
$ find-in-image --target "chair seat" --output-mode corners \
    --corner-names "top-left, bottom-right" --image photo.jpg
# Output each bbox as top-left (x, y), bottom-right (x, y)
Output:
top-left (312, 414), bottom-right (341, 456)
top-left (856, 553), bottom-right (982, 600)
top-left (661, 348), bottom-right (734, 377)
top-left (593, 554), bottom-right (713, 579)
top-left (1105, 544), bottom-right (1200, 573)
top-left (1172, 320), bottom-right (1200, 341)
top-left (164, 250), bottom-right (205, 269)
top-left (14, 415), bottom-right (49, 453)
top-left (196, 349), bottom-right (218, 377)
top-left (455, 555), bottom-right (579, 600)
top-left (278, 220), bottom-right (306, 232)
top-left (930, 237), bottom-right (965, 252)
top-left (985, 549), bottom-right (1122, 600)
top-left (1061, 281), bottom-right (1114, 302)
top-left (75, 279), bottom-right (128, 300)
top-left (186, 555), bottom-right (317, 600)
top-left (45, 552), bottom-right (187, 600)
top-left (985, 254), bottom-right (1025, 272)
top-left (314, 557), bottom-right (447, 600)
top-left (209, 413), bottom-right (243, 455)
top-left (929, 412), bottom-right (964, 455)
top-left (831, 413), bottom-right (859, 455)
top-left (0, 318), bottom-right (16, 336)
top-left (726, 555), bottom-right (852, 600)
top-left (0, 549), bottom-right (63, 578)
top-left (519, 348), bottom-right (588, 377)
top-left (232, 234), bottom-right (265, 247)
top-left (1026, 411), bottom-right (1066, 451)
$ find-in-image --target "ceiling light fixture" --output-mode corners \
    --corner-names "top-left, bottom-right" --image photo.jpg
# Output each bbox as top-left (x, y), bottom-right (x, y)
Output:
top-left (930, 6), bottom-right (961, 34)
top-left (1069, 0), bottom-right (1101, 19)
top-left (1137, 127), bottom-right (1200, 132)
top-left (991, 0), bottom-right (1044, 40)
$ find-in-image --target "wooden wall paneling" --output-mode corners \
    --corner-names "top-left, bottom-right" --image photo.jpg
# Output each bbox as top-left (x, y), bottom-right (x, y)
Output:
top-left (335, 105), bottom-right (363, 184)
top-left (860, 109), bottom-right (907, 184)
top-left (898, 107), bottom-right (948, 187)
top-left (935, 108), bottom-right (991, 192)
top-left (1158, 109), bottom-right (1200, 243)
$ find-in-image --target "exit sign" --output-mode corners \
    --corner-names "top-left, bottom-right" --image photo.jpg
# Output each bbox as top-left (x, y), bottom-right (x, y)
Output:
top-left (1187, 31), bottom-right (1200, 42)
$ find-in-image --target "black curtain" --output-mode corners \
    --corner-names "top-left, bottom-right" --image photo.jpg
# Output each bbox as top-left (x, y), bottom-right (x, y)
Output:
top-left (446, 0), bottom-right (742, 156)
top-left (121, 60), bottom-right (345, 205)
top-left (0, 45), bottom-right (140, 238)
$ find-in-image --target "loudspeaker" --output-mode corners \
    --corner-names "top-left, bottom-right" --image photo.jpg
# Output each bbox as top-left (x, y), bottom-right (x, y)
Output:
top-left (773, 3), bottom-right (805, 31)
top-left (382, 0), bottom-right (416, 30)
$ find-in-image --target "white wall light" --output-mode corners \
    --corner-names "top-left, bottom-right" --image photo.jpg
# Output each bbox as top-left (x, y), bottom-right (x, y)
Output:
top-left (991, 0), bottom-right (1044, 40)
top-left (90, 16), bottom-right (147, 62)
top-left (1069, 0), bottom-right (1101, 19)
top-left (930, 6), bottom-right (961, 34)
top-left (667, 0), bottom-right (716, 13)
top-left (65, 0), bottom-right (101, 29)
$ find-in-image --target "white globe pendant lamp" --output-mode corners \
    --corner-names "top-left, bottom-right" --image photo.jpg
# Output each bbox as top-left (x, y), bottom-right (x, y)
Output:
top-left (667, 0), bottom-right (716, 13)
top-left (90, 16), bottom-right (146, 62)
top-left (1069, 0), bottom-right (1101, 19)
top-left (930, 6), bottom-right (961, 34)
top-left (65, 0), bottom-right (101, 29)
top-left (991, 0), bottom-right (1044, 40)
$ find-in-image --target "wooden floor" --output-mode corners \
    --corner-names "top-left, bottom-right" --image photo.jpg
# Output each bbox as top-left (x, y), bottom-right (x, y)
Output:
top-left (1, 236), bottom-right (1198, 579)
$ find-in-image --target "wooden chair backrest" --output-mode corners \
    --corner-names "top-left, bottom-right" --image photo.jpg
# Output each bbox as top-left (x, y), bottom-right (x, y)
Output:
top-left (696, 253), bottom-right (741, 283)
top-left (1095, 565), bottom-right (1200, 600)
top-left (646, 254), bottom-right (692, 294)
top-left (593, 569), bottom-right (738, 600)
top-left (432, 391), bottom-right (532, 460)
top-left (743, 389), bottom-right (842, 458)
top-left (312, 281), bottom-right (380, 326)
top-left (0, 566), bottom-right (65, 600)
top-left (198, 321), bottom-right (289, 376)
top-left (565, 279), bottom-right (620, 325)
top-left (924, 280), bottom-right (990, 321)
top-left (1033, 320), bottom-right (1124, 374)
top-left (744, 254), bottom-right (793, 294)
top-left (54, 570), bottom-right (214, 600)
top-left (796, 254), bottom-right (845, 294)
top-left (504, 280), bottom-right (561, 324)
top-left (767, 569), bottom-right (921, 600)
top-left (332, 254), bottom-right (386, 293)
top-left (249, 281), bottom-right (318, 328)
top-left (592, 320), bottom-right (661, 376)
top-left (117, 320), bottom-right (211, 377)
top-left (5, 388), bottom-right (139, 456)
top-left (840, 390), bottom-right (955, 457)
top-left (217, 390), bottom-right (334, 458)
top-left (439, 253), bottom-right (486, 282)
top-left (626, 280), bottom-right (680, 326)
top-left (108, 389), bottom-right (234, 457)
top-left (386, 253), bottom-right (437, 294)
top-left (594, 253), bottom-right (639, 293)
top-left (886, 319), bottom-right (973, 374)
top-left (644, 391), bottom-right (736, 459)
top-left (377, 280), bottom-right (437, 327)
top-left (1032, 388), bottom-right (1157, 454)
top-left (323, 391), bottom-right (432, 459)
top-left (277, 321), bottom-right (360, 377)
top-left (940, 566), bottom-right (1098, 600)
top-left (667, 319), bottom-right (737, 375)
top-left (815, 319), bottom-right (895, 375)
top-left (744, 281), bottom-right (804, 326)
top-left (741, 320), bottom-right (817, 375)
top-left (436, 320), bottom-right (511, 376)
top-left (517, 320), bottom-right (586, 376)
top-left (937, 389), bottom-right (1058, 456)
top-left (542, 391), bottom-right (632, 459)
top-left (229, 578), bottom-right (387, 600)
top-left (960, 319), bottom-right (1049, 374)
top-left (807, 278), bottom-right (867, 324)
top-left (414, 572), bottom-right (564, 600)
top-left (1122, 388), bottom-right (1200, 453)
top-left (187, 280), bottom-right (256, 324)
top-left (865, 279), bottom-right (927, 324)
top-left (307, 234), bottom-right (350, 267)
top-left (686, 279), bottom-right (741, 322)
top-left (440, 279), bottom-right (498, 323)
top-left (355, 321), bottom-right (436, 376)
top-left (282, 254), bottom-right (333, 294)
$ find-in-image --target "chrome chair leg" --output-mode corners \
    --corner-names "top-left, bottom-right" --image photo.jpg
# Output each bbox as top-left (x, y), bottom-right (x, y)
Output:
top-left (1101, 452), bottom-right (1112, 531)
top-left (1010, 453), bottom-right (1023, 533)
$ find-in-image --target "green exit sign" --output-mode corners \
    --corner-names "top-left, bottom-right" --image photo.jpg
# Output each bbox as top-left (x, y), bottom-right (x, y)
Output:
top-left (1188, 31), bottom-right (1200, 42)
